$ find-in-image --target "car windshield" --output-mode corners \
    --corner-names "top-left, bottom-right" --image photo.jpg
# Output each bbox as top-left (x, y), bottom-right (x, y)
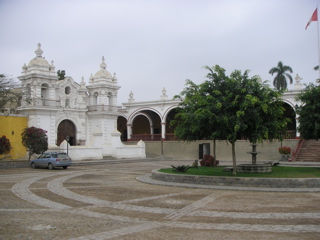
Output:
top-left (57, 154), bottom-right (68, 158)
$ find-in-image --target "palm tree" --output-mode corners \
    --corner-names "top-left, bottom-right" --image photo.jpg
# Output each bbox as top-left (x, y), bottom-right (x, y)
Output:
top-left (269, 61), bottom-right (293, 90)
top-left (313, 66), bottom-right (320, 83)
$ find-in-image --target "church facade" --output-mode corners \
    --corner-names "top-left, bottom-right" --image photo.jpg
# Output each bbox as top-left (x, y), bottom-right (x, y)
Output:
top-left (16, 44), bottom-right (304, 161)
top-left (17, 44), bottom-right (145, 160)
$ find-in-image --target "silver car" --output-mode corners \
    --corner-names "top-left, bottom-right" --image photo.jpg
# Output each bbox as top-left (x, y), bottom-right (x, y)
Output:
top-left (31, 152), bottom-right (71, 170)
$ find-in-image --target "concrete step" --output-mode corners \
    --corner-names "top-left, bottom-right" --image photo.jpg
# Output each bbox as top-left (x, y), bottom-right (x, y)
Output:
top-left (102, 156), bottom-right (117, 160)
top-left (294, 140), bottom-right (320, 162)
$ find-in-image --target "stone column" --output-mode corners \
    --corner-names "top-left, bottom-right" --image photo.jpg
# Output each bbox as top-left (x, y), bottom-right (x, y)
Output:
top-left (295, 116), bottom-right (300, 138)
top-left (127, 124), bottom-right (132, 140)
top-left (161, 122), bottom-right (166, 139)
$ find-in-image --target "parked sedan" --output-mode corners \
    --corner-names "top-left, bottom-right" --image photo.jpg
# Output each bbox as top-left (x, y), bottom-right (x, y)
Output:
top-left (31, 152), bottom-right (71, 170)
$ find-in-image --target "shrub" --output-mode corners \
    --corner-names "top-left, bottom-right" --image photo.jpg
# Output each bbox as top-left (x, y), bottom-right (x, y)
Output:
top-left (0, 135), bottom-right (11, 155)
top-left (200, 155), bottom-right (219, 167)
top-left (278, 147), bottom-right (291, 155)
top-left (171, 165), bottom-right (191, 173)
top-left (21, 127), bottom-right (48, 160)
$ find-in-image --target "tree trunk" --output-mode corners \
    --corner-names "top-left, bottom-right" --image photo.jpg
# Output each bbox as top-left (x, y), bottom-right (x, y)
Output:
top-left (231, 141), bottom-right (237, 176)
top-left (213, 139), bottom-right (216, 164)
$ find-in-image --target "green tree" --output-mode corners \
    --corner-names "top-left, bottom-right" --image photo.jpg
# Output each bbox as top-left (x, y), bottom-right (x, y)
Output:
top-left (21, 127), bottom-right (48, 161)
top-left (172, 65), bottom-right (288, 175)
top-left (0, 135), bottom-right (11, 155)
top-left (0, 74), bottom-right (22, 113)
top-left (296, 84), bottom-right (320, 140)
top-left (269, 61), bottom-right (293, 90)
top-left (57, 70), bottom-right (66, 80)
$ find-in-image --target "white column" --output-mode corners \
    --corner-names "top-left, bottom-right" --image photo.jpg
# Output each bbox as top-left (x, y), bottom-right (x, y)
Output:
top-left (295, 116), bottom-right (300, 138)
top-left (150, 125), bottom-right (154, 140)
top-left (161, 122), bottom-right (166, 139)
top-left (127, 124), bottom-right (132, 140)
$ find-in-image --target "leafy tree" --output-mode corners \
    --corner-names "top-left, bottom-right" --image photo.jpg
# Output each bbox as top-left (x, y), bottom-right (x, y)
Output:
top-left (0, 74), bottom-right (22, 113)
top-left (172, 65), bottom-right (288, 175)
top-left (269, 61), bottom-right (293, 90)
top-left (57, 70), bottom-right (66, 80)
top-left (296, 84), bottom-right (320, 140)
top-left (0, 135), bottom-right (11, 155)
top-left (21, 127), bottom-right (48, 161)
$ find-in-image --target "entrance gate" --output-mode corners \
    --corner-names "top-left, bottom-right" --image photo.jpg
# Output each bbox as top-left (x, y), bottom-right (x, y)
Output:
top-left (57, 120), bottom-right (76, 146)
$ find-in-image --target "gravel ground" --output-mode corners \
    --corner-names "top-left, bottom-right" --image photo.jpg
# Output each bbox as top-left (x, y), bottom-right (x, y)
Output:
top-left (0, 160), bottom-right (319, 240)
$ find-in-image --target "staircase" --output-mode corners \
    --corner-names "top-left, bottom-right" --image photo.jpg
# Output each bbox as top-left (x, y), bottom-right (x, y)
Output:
top-left (295, 140), bottom-right (320, 162)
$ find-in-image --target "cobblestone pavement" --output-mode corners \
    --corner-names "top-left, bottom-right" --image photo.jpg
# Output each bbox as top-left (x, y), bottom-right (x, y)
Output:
top-left (1, 160), bottom-right (320, 239)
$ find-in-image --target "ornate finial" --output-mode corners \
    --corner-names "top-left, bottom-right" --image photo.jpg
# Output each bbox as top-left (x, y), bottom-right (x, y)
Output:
top-left (35, 43), bottom-right (43, 57)
top-left (162, 87), bottom-right (167, 96)
top-left (50, 60), bottom-right (55, 71)
top-left (128, 91), bottom-right (135, 102)
top-left (160, 87), bottom-right (168, 100)
top-left (80, 76), bottom-right (86, 88)
top-left (294, 74), bottom-right (303, 90)
top-left (89, 73), bottom-right (94, 83)
top-left (22, 63), bottom-right (27, 72)
top-left (295, 74), bottom-right (302, 83)
top-left (100, 56), bottom-right (107, 69)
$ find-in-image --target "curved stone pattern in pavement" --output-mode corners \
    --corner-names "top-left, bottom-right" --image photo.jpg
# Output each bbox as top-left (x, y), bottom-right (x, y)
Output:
top-left (1, 160), bottom-right (319, 239)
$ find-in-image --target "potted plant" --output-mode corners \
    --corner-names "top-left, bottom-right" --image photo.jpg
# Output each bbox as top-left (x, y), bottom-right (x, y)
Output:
top-left (278, 146), bottom-right (291, 161)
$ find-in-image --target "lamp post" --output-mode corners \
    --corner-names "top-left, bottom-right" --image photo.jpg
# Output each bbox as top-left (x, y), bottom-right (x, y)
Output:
top-left (160, 137), bottom-right (164, 159)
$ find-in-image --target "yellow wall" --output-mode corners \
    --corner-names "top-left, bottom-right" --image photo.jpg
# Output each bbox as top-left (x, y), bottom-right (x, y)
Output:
top-left (0, 115), bottom-right (28, 160)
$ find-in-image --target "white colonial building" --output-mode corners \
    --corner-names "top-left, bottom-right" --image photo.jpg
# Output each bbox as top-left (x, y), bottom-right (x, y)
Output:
top-left (17, 43), bottom-right (146, 160)
top-left (16, 44), bottom-right (306, 161)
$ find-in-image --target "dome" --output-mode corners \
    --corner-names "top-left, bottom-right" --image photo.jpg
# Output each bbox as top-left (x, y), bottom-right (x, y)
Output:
top-left (27, 43), bottom-right (50, 69)
top-left (28, 56), bottom-right (51, 68)
top-left (93, 57), bottom-right (112, 79)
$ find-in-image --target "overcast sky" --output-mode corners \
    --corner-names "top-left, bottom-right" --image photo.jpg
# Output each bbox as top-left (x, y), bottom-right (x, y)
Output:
top-left (0, 0), bottom-right (319, 103)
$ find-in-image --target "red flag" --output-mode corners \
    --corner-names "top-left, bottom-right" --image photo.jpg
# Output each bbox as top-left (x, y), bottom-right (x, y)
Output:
top-left (306, 8), bottom-right (318, 30)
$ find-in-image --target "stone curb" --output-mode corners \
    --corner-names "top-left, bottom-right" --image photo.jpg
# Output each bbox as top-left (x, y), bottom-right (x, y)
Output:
top-left (151, 169), bottom-right (320, 188)
top-left (136, 174), bottom-right (320, 192)
top-left (0, 158), bottom-right (163, 169)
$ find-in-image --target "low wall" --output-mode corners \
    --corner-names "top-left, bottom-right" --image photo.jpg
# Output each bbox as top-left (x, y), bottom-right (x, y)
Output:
top-left (144, 139), bottom-right (299, 161)
top-left (0, 114), bottom-right (28, 160)
top-left (50, 146), bottom-right (103, 161)
top-left (151, 170), bottom-right (320, 188)
top-left (0, 161), bottom-right (30, 169)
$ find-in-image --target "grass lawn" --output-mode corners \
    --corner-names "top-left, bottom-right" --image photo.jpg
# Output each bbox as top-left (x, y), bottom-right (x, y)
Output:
top-left (159, 166), bottom-right (320, 178)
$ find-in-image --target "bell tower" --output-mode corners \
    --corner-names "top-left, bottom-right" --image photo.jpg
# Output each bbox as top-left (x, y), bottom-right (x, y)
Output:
top-left (86, 57), bottom-right (122, 157)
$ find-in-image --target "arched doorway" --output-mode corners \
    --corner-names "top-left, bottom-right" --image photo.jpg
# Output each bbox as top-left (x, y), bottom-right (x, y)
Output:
top-left (57, 120), bottom-right (76, 146)
top-left (164, 107), bottom-right (179, 140)
top-left (128, 110), bottom-right (162, 141)
top-left (282, 102), bottom-right (296, 139)
top-left (117, 116), bottom-right (127, 141)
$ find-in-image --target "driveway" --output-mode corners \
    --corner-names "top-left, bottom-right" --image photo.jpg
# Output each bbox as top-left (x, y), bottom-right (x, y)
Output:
top-left (0, 160), bottom-right (319, 239)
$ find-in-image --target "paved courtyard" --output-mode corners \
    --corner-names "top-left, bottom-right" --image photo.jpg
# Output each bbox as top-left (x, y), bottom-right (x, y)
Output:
top-left (0, 159), bottom-right (320, 239)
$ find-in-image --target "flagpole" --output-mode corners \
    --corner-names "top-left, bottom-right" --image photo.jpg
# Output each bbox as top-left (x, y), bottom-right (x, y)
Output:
top-left (317, 7), bottom-right (320, 82)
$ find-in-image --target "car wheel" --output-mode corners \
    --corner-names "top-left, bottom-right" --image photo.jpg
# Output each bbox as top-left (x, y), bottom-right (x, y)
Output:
top-left (31, 162), bottom-right (36, 169)
top-left (48, 163), bottom-right (54, 170)
top-left (63, 166), bottom-right (68, 169)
